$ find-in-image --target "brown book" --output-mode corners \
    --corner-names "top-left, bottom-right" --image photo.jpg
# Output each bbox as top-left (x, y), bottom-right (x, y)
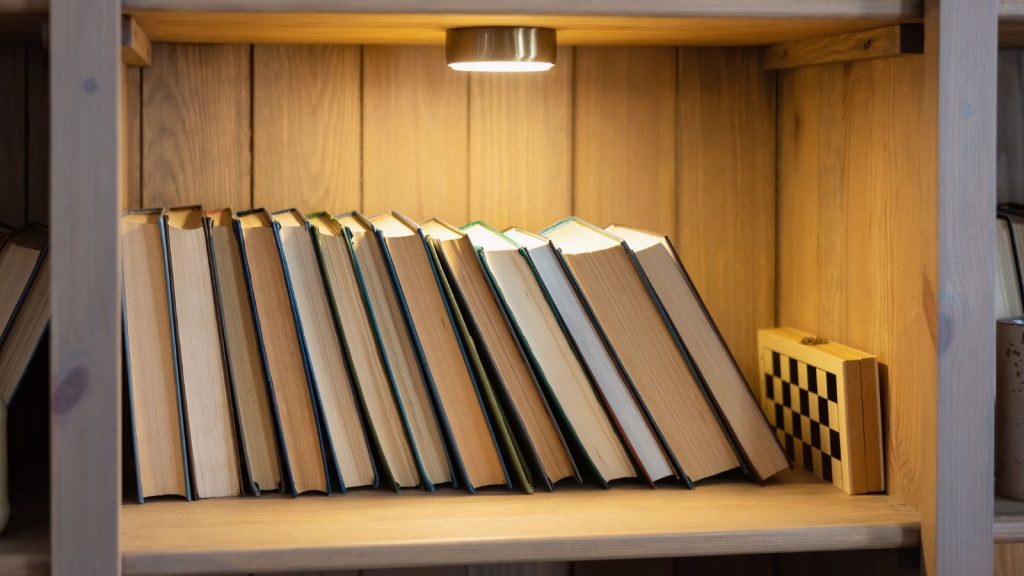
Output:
top-left (0, 224), bottom-right (48, 344)
top-left (238, 210), bottom-right (328, 495)
top-left (422, 219), bottom-right (575, 488)
top-left (542, 218), bottom-right (739, 483)
top-left (271, 210), bottom-right (376, 490)
top-left (337, 212), bottom-right (451, 488)
top-left (0, 250), bottom-right (49, 402)
top-left (121, 210), bottom-right (189, 499)
top-left (464, 223), bottom-right (635, 485)
top-left (607, 224), bottom-right (789, 481)
top-left (206, 209), bottom-right (282, 494)
top-left (165, 207), bottom-right (243, 498)
top-left (505, 227), bottom-right (676, 484)
top-left (998, 216), bottom-right (1023, 319)
top-left (307, 212), bottom-right (419, 488)
top-left (371, 212), bottom-right (507, 490)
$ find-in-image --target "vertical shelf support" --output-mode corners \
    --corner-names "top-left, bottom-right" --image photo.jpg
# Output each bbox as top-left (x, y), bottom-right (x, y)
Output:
top-left (925, 0), bottom-right (997, 574)
top-left (50, 0), bottom-right (122, 574)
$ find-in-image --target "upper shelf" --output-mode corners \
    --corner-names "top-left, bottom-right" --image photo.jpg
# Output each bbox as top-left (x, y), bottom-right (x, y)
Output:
top-left (995, 497), bottom-right (1024, 543)
top-left (120, 470), bottom-right (919, 575)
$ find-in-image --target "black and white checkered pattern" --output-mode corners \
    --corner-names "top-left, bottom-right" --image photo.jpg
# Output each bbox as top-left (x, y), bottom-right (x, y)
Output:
top-left (763, 350), bottom-right (843, 487)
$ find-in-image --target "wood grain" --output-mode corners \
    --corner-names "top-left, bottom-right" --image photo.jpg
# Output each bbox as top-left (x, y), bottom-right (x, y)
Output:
top-left (574, 47), bottom-right (676, 235)
top-left (142, 43), bottom-right (250, 209)
top-left (776, 56), bottom-right (929, 509)
top-left (25, 44), bottom-right (47, 224)
top-left (124, 65), bottom-right (142, 210)
top-left (996, 543), bottom-right (1024, 576)
top-left (998, 50), bottom-right (1024, 205)
top-left (50, 0), bottom-right (121, 571)
top-left (119, 470), bottom-right (920, 575)
top-left (762, 24), bottom-right (923, 70)
top-left (363, 46), bottom-right (468, 223)
top-left (253, 45), bottom-right (361, 214)
top-left (468, 47), bottom-right (572, 231)
top-left (122, 16), bottom-right (152, 67)
top-left (0, 43), bottom-right (25, 227)
top-left (676, 47), bottom-right (775, 390)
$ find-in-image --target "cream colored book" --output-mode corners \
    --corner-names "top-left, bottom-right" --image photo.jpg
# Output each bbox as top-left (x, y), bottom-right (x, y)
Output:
top-left (999, 215), bottom-right (1024, 319)
top-left (337, 212), bottom-right (451, 488)
top-left (307, 212), bottom-right (419, 489)
top-left (165, 207), bottom-right (242, 498)
top-left (0, 224), bottom-right (47, 344)
top-left (238, 210), bottom-right (328, 495)
top-left (271, 210), bottom-right (376, 490)
top-left (121, 210), bottom-right (189, 500)
top-left (607, 224), bottom-right (788, 481)
top-left (206, 209), bottom-right (282, 494)
top-left (371, 212), bottom-right (507, 490)
top-left (505, 227), bottom-right (676, 484)
top-left (0, 250), bottom-right (49, 403)
top-left (542, 217), bottom-right (739, 483)
top-left (464, 222), bottom-right (635, 485)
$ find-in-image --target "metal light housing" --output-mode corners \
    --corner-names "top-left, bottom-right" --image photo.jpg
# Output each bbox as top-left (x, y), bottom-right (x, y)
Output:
top-left (446, 27), bottom-right (556, 72)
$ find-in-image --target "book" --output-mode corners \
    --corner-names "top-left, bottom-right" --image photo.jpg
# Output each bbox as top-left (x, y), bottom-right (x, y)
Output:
top-left (237, 209), bottom-right (329, 495)
top-left (542, 217), bottom-right (740, 483)
top-left (371, 212), bottom-right (509, 491)
top-left (271, 209), bottom-right (376, 491)
top-left (336, 212), bottom-right (452, 489)
top-left (307, 212), bottom-right (419, 489)
top-left (121, 209), bottom-right (190, 500)
top-left (0, 250), bottom-right (49, 403)
top-left (206, 209), bottom-right (282, 495)
top-left (0, 224), bottom-right (48, 346)
top-left (422, 219), bottom-right (576, 489)
top-left (606, 224), bottom-right (788, 481)
top-left (463, 222), bottom-right (635, 486)
top-left (998, 215), bottom-right (1023, 319)
top-left (504, 227), bottom-right (676, 484)
top-left (165, 207), bottom-right (243, 498)
top-left (758, 327), bottom-right (884, 494)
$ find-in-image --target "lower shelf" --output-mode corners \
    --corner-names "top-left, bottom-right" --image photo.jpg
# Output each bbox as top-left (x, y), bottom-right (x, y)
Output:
top-left (120, 470), bottom-right (919, 575)
top-left (0, 495), bottom-right (50, 576)
top-left (995, 497), bottom-right (1024, 543)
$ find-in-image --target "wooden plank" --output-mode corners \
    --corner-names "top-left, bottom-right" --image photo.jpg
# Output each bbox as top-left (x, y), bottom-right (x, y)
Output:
top-left (676, 47), bottom-right (775, 390)
top-left (924, 0), bottom-right (996, 573)
top-left (996, 497), bottom-right (1024, 542)
top-left (122, 16), bottom-right (151, 67)
top-left (252, 45), bottom-right (360, 215)
top-left (124, 65), bottom-right (141, 210)
top-left (50, 0), bottom-right (121, 573)
top-left (142, 43), bottom-right (250, 209)
top-left (574, 47), bottom-right (676, 235)
top-left (996, 543), bottom-right (1024, 576)
top-left (362, 46), bottom-right (467, 222)
top-left (119, 471), bottom-right (919, 575)
top-left (126, 12), bottom-right (917, 46)
top-left (998, 49), bottom-right (1024, 205)
top-left (25, 44), bottom-right (47, 224)
top-left (776, 56), bottom-right (930, 511)
top-left (468, 46), bottom-right (572, 231)
top-left (762, 24), bottom-right (923, 70)
top-left (0, 43), bottom-right (26, 227)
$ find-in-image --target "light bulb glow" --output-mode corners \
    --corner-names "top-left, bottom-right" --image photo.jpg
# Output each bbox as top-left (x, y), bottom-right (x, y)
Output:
top-left (447, 61), bottom-right (555, 72)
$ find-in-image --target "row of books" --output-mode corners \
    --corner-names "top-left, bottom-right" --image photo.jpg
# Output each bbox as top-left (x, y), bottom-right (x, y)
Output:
top-left (998, 204), bottom-right (1024, 319)
top-left (0, 223), bottom-right (49, 403)
top-left (122, 208), bottom-right (788, 500)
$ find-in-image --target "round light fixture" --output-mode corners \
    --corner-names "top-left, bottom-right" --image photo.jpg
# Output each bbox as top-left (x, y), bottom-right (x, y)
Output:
top-left (446, 27), bottom-right (556, 72)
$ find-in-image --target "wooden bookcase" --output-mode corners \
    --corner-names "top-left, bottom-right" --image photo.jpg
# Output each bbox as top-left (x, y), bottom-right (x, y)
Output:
top-left (0, 0), bottom-right (1002, 574)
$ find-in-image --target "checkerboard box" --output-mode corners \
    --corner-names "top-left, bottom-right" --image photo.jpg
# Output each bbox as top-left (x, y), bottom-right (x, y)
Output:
top-left (757, 327), bottom-right (885, 495)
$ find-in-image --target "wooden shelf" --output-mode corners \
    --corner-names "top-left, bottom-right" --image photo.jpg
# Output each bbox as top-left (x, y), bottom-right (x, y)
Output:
top-left (0, 496), bottom-right (51, 576)
top-left (120, 470), bottom-right (919, 575)
top-left (995, 498), bottom-right (1024, 543)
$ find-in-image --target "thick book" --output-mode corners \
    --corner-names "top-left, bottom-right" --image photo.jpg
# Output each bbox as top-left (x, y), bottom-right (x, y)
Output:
top-left (542, 217), bottom-right (740, 483)
top-left (371, 212), bottom-right (510, 491)
top-left (504, 227), bottom-right (676, 484)
top-left (422, 219), bottom-right (576, 490)
top-left (206, 209), bottom-right (282, 495)
top-left (336, 212), bottom-right (453, 490)
top-left (998, 215), bottom-right (1023, 319)
top-left (271, 209), bottom-right (377, 491)
top-left (463, 222), bottom-right (635, 486)
top-left (165, 207), bottom-right (243, 498)
top-left (121, 209), bottom-right (190, 500)
top-left (607, 225), bottom-right (788, 481)
top-left (0, 224), bottom-right (48, 346)
top-left (237, 209), bottom-right (330, 495)
top-left (0, 249), bottom-right (49, 403)
top-left (306, 212), bottom-right (419, 489)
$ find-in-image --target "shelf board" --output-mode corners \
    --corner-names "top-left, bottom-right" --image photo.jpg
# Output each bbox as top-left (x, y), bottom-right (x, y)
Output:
top-left (995, 497), bottom-right (1024, 543)
top-left (121, 470), bottom-right (919, 575)
top-left (0, 496), bottom-right (50, 576)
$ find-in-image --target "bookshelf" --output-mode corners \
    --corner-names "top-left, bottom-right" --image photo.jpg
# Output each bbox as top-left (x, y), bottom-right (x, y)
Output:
top-left (0, 0), bottom-right (1002, 574)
